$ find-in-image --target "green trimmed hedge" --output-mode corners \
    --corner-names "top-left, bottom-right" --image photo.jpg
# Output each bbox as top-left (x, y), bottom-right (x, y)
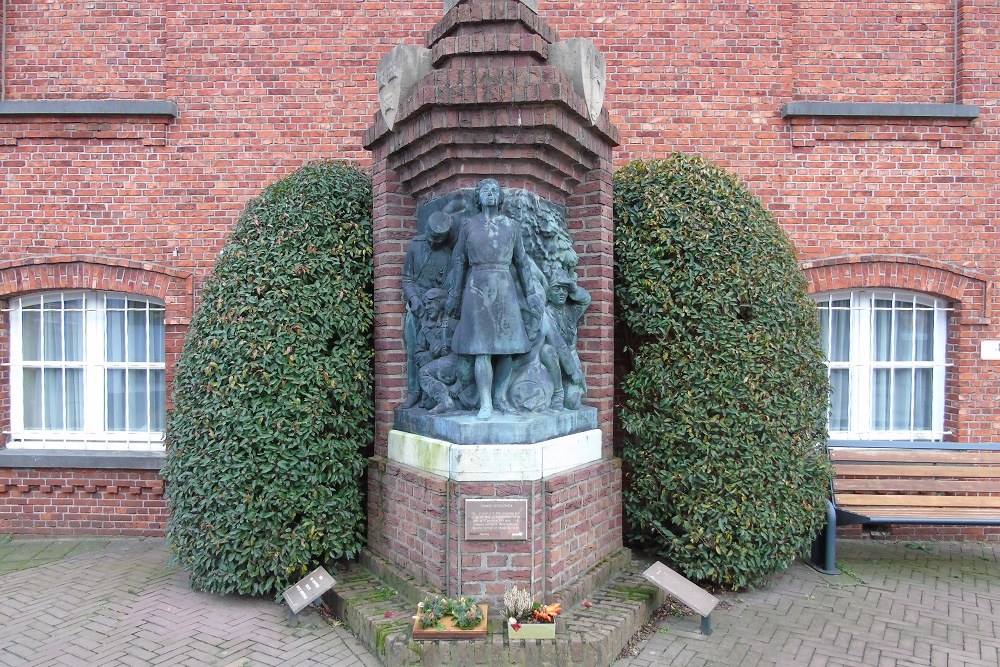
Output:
top-left (164, 161), bottom-right (373, 597)
top-left (615, 154), bottom-right (832, 589)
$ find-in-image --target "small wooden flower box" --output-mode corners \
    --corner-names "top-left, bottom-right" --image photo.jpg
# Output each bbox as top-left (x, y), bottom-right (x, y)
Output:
top-left (507, 619), bottom-right (556, 640)
top-left (411, 604), bottom-right (489, 640)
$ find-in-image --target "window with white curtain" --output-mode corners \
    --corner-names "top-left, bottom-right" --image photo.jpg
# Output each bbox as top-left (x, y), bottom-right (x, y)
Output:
top-left (815, 290), bottom-right (948, 441)
top-left (9, 291), bottom-right (166, 451)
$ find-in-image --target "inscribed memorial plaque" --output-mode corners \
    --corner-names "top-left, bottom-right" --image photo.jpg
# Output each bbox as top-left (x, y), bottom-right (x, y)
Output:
top-left (464, 498), bottom-right (529, 540)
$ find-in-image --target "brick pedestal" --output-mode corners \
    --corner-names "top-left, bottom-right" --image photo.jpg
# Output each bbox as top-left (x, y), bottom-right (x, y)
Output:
top-left (367, 456), bottom-right (623, 604)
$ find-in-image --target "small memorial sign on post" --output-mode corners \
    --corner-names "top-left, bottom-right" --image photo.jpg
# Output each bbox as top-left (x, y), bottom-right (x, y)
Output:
top-left (642, 561), bottom-right (719, 636)
top-left (282, 566), bottom-right (336, 624)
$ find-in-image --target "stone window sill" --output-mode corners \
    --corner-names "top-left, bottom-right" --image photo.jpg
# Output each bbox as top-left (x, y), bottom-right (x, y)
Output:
top-left (0, 99), bottom-right (177, 118)
top-left (827, 440), bottom-right (999, 451)
top-left (0, 448), bottom-right (164, 470)
top-left (781, 102), bottom-right (979, 120)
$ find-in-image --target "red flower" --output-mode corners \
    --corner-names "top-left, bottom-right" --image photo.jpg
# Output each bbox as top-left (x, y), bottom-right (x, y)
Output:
top-left (384, 611), bottom-right (394, 618)
top-left (511, 622), bottom-right (522, 631)
top-left (583, 600), bottom-right (593, 608)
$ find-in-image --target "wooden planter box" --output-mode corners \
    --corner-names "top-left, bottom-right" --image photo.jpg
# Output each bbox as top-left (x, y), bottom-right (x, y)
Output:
top-left (411, 604), bottom-right (488, 640)
top-left (507, 619), bottom-right (556, 640)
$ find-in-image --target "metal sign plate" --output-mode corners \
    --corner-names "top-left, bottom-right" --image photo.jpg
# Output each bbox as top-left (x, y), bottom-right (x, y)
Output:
top-left (642, 561), bottom-right (719, 617)
top-left (282, 565), bottom-right (336, 615)
top-left (464, 498), bottom-right (529, 541)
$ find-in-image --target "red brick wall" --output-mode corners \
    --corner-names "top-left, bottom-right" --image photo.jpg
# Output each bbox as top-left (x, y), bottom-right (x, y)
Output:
top-left (367, 457), bottom-right (449, 591)
top-left (544, 458), bottom-right (622, 591)
top-left (4, 1), bottom-right (167, 99)
top-left (838, 524), bottom-right (1000, 543)
top-left (0, 468), bottom-right (167, 536)
top-left (2, 1), bottom-right (999, 534)
top-left (791, 1), bottom-right (956, 103)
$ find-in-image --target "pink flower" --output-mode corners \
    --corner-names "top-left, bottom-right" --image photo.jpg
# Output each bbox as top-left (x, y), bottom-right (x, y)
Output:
top-left (384, 611), bottom-right (394, 618)
top-left (583, 600), bottom-right (593, 608)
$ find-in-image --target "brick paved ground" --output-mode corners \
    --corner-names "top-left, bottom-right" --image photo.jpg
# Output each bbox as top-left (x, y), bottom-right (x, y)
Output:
top-left (0, 537), bottom-right (996, 666)
top-left (0, 538), bottom-right (378, 667)
top-left (614, 540), bottom-right (1000, 667)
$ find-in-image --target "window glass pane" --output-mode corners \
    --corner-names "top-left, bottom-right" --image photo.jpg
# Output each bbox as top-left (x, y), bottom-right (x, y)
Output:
top-left (127, 299), bottom-right (147, 309)
top-left (829, 369), bottom-right (850, 431)
top-left (818, 305), bottom-right (830, 359)
top-left (894, 307), bottom-right (914, 362)
top-left (23, 368), bottom-right (43, 430)
top-left (127, 309), bottom-right (148, 362)
top-left (873, 308), bottom-right (892, 361)
top-left (150, 309), bottom-right (165, 363)
top-left (872, 368), bottom-right (890, 430)
top-left (22, 309), bottom-right (42, 361)
top-left (830, 308), bottom-right (850, 362)
top-left (128, 369), bottom-right (149, 431)
top-left (64, 308), bottom-right (84, 361)
top-left (43, 310), bottom-right (63, 361)
top-left (65, 368), bottom-right (84, 431)
top-left (63, 298), bottom-right (83, 310)
top-left (150, 369), bottom-right (166, 432)
top-left (915, 308), bottom-right (934, 361)
top-left (106, 297), bottom-right (126, 309)
top-left (42, 293), bottom-right (63, 305)
top-left (913, 368), bottom-right (933, 431)
top-left (107, 369), bottom-right (126, 431)
top-left (43, 368), bottom-right (64, 430)
top-left (106, 310), bottom-right (126, 362)
top-left (892, 368), bottom-right (913, 431)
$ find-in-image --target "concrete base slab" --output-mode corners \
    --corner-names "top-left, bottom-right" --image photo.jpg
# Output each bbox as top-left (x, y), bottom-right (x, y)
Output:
top-left (387, 429), bottom-right (602, 481)
top-left (393, 406), bottom-right (598, 445)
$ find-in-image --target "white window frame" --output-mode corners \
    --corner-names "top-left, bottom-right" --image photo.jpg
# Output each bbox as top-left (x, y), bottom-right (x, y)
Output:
top-left (9, 291), bottom-right (166, 451)
top-left (816, 290), bottom-right (949, 441)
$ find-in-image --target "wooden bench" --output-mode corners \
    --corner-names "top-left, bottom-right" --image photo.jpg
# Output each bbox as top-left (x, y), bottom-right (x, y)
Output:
top-left (811, 444), bottom-right (1000, 573)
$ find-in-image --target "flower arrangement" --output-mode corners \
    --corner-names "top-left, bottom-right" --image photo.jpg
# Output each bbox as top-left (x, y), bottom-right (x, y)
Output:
top-left (413, 594), bottom-right (486, 635)
top-left (503, 585), bottom-right (561, 639)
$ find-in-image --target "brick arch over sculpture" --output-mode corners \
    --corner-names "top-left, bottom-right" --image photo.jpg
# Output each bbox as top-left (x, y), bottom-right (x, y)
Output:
top-left (800, 255), bottom-right (991, 326)
top-left (0, 255), bottom-right (194, 323)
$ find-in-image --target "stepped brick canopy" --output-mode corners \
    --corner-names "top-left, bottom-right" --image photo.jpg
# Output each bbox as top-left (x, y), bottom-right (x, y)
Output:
top-left (364, 0), bottom-right (620, 206)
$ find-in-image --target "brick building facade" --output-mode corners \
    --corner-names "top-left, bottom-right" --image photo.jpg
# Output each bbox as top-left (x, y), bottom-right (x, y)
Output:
top-left (1, 1), bottom-right (997, 537)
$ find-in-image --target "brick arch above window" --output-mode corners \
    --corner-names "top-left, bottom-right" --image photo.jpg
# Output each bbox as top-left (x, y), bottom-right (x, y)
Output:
top-left (800, 255), bottom-right (991, 325)
top-left (0, 255), bottom-right (194, 324)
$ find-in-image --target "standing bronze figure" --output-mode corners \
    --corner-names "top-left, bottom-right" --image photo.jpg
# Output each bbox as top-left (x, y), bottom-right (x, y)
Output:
top-left (446, 179), bottom-right (542, 419)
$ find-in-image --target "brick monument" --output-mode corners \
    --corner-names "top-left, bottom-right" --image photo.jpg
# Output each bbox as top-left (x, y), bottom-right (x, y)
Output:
top-left (364, 0), bottom-right (623, 607)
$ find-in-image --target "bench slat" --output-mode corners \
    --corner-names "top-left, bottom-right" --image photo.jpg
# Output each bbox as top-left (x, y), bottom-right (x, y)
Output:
top-left (835, 479), bottom-right (999, 493)
top-left (828, 447), bottom-right (1000, 525)
top-left (837, 494), bottom-right (1000, 509)
top-left (844, 506), bottom-right (1000, 521)
top-left (833, 464), bottom-right (1000, 478)
top-left (831, 449), bottom-right (1000, 464)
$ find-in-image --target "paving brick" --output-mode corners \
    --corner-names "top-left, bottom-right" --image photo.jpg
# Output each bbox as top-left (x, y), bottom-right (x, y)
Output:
top-left (0, 538), bottom-right (378, 667)
top-left (615, 540), bottom-right (1000, 667)
top-left (1, 537), bottom-right (997, 666)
